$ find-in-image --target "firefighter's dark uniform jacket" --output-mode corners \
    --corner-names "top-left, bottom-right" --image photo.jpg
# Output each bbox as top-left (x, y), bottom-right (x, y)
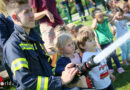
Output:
top-left (3, 24), bottom-right (62, 90)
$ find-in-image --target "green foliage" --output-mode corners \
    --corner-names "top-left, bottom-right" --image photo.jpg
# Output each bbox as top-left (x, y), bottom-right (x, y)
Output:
top-left (70, 5), bottom-right (77, 14)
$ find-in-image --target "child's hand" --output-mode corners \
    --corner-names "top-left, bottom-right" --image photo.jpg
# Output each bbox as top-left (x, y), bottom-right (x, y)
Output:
top-left (110, 74), bottom-right (115, 82)
top-left (92, 18), bottom-right (97, 29)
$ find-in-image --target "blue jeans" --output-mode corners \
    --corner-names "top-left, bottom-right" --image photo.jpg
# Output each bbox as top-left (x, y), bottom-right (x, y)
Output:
top-left (76, 3), bottom-right (86, 21)
top-left (100, 42), bottom-right (121, 69)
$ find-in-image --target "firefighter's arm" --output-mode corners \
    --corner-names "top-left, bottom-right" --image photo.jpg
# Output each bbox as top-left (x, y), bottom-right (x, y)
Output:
top-left (4, 42), bottom-right (62, 90)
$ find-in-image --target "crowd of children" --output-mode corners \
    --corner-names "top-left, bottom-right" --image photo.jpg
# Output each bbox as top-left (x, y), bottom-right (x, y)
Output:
top-left (51, 0), bottom-right (130, 89)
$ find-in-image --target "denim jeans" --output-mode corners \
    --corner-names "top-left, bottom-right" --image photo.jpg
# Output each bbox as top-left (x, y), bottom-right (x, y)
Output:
top-left (100, 42), bottom-right (121, 69)
top-left (76, 3), bottom-right (87, 21)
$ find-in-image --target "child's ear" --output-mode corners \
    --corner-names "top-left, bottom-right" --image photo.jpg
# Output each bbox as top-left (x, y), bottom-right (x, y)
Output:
top-left (12, 14), bottom-right (17, 20)
top-left (12, 14), bottom-right (20, 22)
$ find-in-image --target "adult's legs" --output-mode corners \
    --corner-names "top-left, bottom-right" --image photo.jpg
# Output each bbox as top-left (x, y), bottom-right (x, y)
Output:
top-left (76, 3), bottom-right (86, 21)
top-left (40, 23), bottom-right (55, 55)
top-left (66, 4), bottom-right (72, 22)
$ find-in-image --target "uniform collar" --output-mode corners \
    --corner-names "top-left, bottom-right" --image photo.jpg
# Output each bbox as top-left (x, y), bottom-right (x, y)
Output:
top-left (14, 24), bottom-right (37, 42)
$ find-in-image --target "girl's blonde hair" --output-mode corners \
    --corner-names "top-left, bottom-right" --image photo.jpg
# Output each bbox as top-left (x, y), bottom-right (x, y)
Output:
top-left (0, 0), bottom-right (8, 17)
top-left (54, 33), bottom-right (73, 52)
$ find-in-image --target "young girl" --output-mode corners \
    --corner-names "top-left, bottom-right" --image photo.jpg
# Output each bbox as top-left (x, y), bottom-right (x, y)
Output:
top-left (116, 0), bottom-right (130, 30)
top-left (54, 33), bottom-right (88, 88)
top-left (91, 8), bottom-right (125, 74)
top-left (55, 33), bottom-right (81, 74)
top-left (112, 7), bottom-right (130, 65)
top-left (76, 27), bottom-right (115, 90)
top-left (116, 0), bottom-right (130, 16)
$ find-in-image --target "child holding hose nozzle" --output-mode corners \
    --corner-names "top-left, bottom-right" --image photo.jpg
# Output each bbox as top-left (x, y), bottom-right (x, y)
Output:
top-left (76, 27), bottom-right (115, 90)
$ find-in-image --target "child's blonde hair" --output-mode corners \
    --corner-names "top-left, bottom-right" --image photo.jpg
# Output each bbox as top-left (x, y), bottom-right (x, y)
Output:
top-left (76, 27), bottom-right (95, 53)
top-left (54, 25), bottom-right (70, 37)
top-left (54, 33), bottom-right (73, 52)
top-left (67, 23), bottom-right (75, 31)
top-left (0, 0), bottom-right (8, 17)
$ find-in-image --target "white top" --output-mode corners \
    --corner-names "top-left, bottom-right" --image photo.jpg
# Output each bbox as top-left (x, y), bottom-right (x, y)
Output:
top-left (126, 13), bottom-right (130, 17)
top-left (114, 19), bottom-right (128, 39)
top-left (82, 50), bottom-right (111, 89)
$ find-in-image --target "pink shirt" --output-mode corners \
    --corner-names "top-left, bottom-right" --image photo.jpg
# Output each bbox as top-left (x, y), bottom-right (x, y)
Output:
top-left (30, 0), bottom-right (64, 27)
top-left (70, 53), bottom-right (81, 64)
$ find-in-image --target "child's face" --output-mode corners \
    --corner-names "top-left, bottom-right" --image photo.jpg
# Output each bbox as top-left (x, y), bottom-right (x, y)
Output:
top-left (120, 4), bottom-right (129, 13)
top-left (115, 12), bottom-right (124, 20)
top-left (63, 40), bottom-right (75, 55)
top-left (83, 38), bottom-right (96, 52)
top-left (112, 0), bottom-right (117, 8)
top-left (95, 12), bottom-right (104, 23)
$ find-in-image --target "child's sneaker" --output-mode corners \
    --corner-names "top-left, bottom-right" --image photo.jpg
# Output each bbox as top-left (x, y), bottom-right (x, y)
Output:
top-left (109, 69), bottom-right (114, 74)
top-left (117, 67), bottom-right (125, 74)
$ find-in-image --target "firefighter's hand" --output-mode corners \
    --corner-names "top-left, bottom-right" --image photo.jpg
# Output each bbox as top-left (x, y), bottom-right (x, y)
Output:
top-left (61, 63), bottom-right (78, 85)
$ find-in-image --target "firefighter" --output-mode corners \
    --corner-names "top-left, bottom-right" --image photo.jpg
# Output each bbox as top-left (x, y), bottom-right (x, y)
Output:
top-left (3, 0), bottom-right (79, 90)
